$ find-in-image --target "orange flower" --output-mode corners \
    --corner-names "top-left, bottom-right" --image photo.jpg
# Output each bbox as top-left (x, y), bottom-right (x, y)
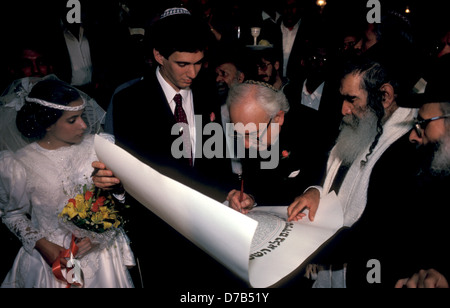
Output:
top-left (96, 196), bottom-right (106, 206)
top-left (85, 190), bottom-right (94, 201)
top-left (60, 184), bottom-right (126, 234)
top-left (91, 203), bottom-right (99, 213)
top-left (68, 198), bottom-right (77, 208)
top-left (282, 150), bottom-right (290, 159)
top-left (91, 196), bottom-right (106, 212)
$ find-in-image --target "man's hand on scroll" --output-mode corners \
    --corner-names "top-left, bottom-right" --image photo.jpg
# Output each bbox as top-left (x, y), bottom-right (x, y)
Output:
top-left (395, 269), bottom-right (449, 288)
top-left (287, 188), bottom-right (320, 222)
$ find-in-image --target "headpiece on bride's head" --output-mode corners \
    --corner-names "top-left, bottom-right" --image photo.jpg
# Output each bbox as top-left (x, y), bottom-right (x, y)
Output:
top-left (16, 79), bottom-right (85, 139)
top-left (24, 96), bottom-right (86, 111)
top-left (0, 75), bottom-right (105, 152)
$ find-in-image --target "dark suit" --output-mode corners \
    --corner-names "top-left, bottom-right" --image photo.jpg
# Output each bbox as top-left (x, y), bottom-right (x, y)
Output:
top-left (241, 115), bottom-right (327, 207)
top-left (264, 17), bottom-right (315, 82)
top-left (110, 69), bottom-right (241, 288)
top-left (43, 19), bottom-right (138, 110)
top-left (112, 69), bottom-right (231, 183)
top-left (283, 77), bottom-right (343, 176)
top-left (345, 137), bottom-right (450, 288)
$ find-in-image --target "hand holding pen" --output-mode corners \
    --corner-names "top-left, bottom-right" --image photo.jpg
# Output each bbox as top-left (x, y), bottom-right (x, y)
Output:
top-left (226, 174), bottom-right (255, 214)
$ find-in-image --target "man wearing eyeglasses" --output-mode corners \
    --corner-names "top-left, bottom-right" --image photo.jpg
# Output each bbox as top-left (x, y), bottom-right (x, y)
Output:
top-left (226, 81), bottom-right (324, 213)
top-left (253, 48), bottom-right (288, 91)
top-left (394, 68), bottom-right (450, 288)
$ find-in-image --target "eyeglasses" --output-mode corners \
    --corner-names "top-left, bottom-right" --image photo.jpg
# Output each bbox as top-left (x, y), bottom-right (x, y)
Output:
top-left (257, 62), bottom-right (272, 72)
top-left (308, 55), bottom-right (328, 64)
top-left (413, 114), bottom-right (450, 138)
top-left (232, 118), bottom-right (273, 144)
top-left (343, 41), bottom-right (357, 49)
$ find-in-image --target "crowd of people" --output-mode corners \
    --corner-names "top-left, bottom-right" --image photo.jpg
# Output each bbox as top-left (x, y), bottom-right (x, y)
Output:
top-left (0, 0), bottom-right (449, 289)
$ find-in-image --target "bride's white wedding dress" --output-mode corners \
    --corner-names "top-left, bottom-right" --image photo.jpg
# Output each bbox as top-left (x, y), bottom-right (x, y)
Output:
top-left (0, 134), bottom-right (135, 288)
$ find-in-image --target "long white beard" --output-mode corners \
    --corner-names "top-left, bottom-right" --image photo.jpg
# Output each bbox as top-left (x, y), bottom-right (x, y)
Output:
top-left (431, 134), bottom-right (450, 176)
top-left (333, 110), bottom-right (379, 167)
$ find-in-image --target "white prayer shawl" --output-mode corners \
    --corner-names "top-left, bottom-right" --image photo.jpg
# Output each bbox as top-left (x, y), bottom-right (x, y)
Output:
top-left (324, 107), bottom-right (417, 227)
top-left (312, 107), bottom-right (417, 288)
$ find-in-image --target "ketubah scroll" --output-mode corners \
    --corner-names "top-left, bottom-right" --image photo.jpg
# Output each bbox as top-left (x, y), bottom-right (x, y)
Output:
top-left (94, 135), bottom-right (343, 288)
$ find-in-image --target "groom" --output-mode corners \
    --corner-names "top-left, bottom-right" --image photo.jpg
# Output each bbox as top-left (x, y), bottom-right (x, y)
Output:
top-left (97, 8), bottom-right (241, 289)
top-left (109, 8), bottom-right (231, 190)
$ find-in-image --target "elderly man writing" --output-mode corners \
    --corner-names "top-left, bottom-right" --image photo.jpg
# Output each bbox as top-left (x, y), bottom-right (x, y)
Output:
top-left (226, 81), bottom-right (325, 212)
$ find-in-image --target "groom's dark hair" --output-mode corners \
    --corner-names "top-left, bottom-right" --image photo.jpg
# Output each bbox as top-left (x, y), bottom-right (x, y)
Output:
top-left (146, 12), bottom-right (212, 60)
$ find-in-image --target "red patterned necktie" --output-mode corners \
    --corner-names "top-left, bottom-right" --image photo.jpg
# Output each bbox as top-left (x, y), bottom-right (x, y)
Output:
top-left (173, 93), bottom-right (192, 166)
top-left (174, 94), bottom-right (188, 125)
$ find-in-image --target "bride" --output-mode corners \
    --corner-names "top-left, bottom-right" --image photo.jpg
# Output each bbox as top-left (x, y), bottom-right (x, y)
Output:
top-left (0, 78), bottom-right (135, 288)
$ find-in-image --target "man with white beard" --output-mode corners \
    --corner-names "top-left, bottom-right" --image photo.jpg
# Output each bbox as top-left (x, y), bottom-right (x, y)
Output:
top-left (286, 58), bottom-right (418, 288)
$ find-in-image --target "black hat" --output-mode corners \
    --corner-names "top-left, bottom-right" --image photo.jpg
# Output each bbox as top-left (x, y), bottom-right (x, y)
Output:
top-left (398, 54), bottom-right (450, 108)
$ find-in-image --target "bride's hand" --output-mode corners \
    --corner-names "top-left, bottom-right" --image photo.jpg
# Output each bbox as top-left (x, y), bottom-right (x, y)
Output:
top-left (75, 237), bottom-right (93, 258)
top-left (35, 238), bottom-right (67, 267)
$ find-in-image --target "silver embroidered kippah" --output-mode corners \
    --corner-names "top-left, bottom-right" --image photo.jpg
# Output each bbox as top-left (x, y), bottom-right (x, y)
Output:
top-left (25, 96), bottom-right (86, 111)
top-left (160, 7), bottom-right (191, 19)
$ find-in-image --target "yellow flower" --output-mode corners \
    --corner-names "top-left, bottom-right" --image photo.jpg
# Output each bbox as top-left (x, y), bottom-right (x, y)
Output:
top-left (74, 194), bottom-right (86, 210)
top-left (73, 194), bottom-right (89, 218)
top-left (60, 185), bottom-right (125, 233)
top-left (103, 221), bottom-right (113, 229)
top-left (100, 206), bottom-right (110, 219)
top-left (91, 212), bottom-right (104, 224)
top-left (61, 202), bottom-right (78, 219)
top-left (78, 210), bottom-right (87, 219)
top-left (74, 194), bottom-right (84, 205)
top-left (113, 220), bottom-right (121, 228)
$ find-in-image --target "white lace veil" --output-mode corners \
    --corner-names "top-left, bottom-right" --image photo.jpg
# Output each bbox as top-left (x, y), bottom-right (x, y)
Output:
top-left (0, 75), bottom-right (106, 152)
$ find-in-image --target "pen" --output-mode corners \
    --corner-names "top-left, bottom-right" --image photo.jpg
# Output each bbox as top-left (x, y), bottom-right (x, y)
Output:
top-left (239, 174), bottom-right (244, 203)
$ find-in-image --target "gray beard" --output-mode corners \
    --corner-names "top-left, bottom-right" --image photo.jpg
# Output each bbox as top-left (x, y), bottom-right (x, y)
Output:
top-left (334, 110), bottom-right (379, 167)
top-left (430, 134), bottom-right (450, 176)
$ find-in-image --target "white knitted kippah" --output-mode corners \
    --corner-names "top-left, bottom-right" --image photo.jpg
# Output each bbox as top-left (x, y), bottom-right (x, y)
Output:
top-left (160, 7), bottom-right (191, 19)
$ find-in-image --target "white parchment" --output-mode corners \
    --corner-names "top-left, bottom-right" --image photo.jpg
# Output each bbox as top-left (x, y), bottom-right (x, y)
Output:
top-left (94, 135), bottom-right (343, 288)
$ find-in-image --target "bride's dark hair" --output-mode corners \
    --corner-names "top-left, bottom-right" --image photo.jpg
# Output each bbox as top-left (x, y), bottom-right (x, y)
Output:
top-left (16, 79), bottom-right (81, 139)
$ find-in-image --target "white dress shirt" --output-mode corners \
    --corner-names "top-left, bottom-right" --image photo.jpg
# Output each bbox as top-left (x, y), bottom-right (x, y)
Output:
top-left (156, 67), bottom-right (197, 161)
top-left (63, 24), bottom-right (93, 86)
top-left (301, 80), bottom-right (325, 111)
top-left (281, 20), bottom-right (301, 77)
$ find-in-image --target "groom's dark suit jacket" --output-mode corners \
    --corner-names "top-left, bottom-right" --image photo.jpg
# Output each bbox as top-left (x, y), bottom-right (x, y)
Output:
top-left (111, 68), bottom-right (232, 197)
top-left (110, 68), bottom-right (242, 288)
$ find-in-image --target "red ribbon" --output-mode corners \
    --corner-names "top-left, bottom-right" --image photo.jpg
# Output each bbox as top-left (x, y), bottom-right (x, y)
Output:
top-left (52, 234), bottom-right (81, 288)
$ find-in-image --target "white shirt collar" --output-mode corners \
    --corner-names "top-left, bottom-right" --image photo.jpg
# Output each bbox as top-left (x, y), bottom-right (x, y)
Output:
top-left (156, 66), bottom-right (190, 105)
top-left (155, 66), bottom-right (197, 160)
top-left (281, 19), bottom-right (301, 33)
top-left (301, 79), bottom-right (325, 111)
top-left (262, 11), bottom-right (281, 23)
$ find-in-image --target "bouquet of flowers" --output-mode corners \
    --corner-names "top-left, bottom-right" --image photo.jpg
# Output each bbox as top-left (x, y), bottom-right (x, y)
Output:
top-left (59, 184), bottom-right (128, 248)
